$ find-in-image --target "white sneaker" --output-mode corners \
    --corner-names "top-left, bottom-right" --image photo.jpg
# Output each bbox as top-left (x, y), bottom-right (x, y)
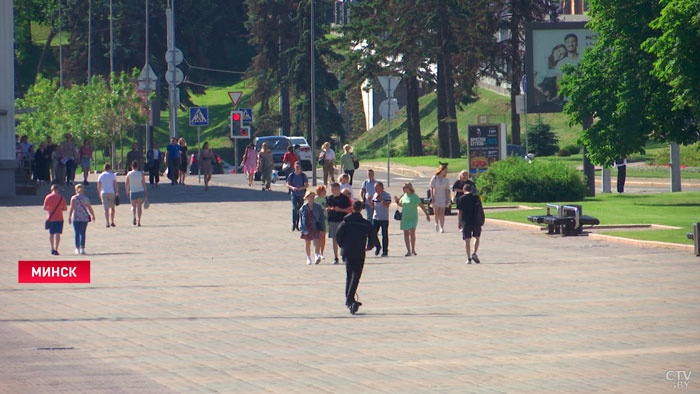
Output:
top-left (435, 223), bottom-right (439, 232)
top-left (440, 227), bottom-right (445, 233)
top-left (80, 248), bottom-right (86, 255)
top-left (315, 254), bottom-right (322, 265)
top-left (321, 255), bottom-right (326, 260)
top-left (75, 248), bottom-right (80, 254)
top-left (306, 257), bottom-right (313, 265)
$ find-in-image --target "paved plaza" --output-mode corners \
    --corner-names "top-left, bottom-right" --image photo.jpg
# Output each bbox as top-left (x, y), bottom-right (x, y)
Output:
top-left (0, 175), bottom-right (698, 393)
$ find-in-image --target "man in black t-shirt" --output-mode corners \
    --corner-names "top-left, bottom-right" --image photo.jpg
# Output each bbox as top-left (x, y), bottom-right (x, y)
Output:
top-left (457, 184), bottom-right (485, 264)
top-left (326, 183), bottom-right (352, 264)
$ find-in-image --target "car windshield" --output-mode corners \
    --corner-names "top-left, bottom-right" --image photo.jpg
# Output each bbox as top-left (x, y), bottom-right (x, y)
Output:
top-left (256, 138), bottom-right (290, 151)
top-left (289, 137), bottom-right (307, 145)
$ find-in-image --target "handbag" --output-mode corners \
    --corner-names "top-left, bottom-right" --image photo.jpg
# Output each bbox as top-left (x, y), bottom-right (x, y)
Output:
top-left (45, 200), bottom-right (62, 229)
top-left (393, 210), bottom-right (402, 221)
top-left (144, 198), bottom-right (150, 209)
top-left (352, 154), bottom-right (359, 169)
top-left (318, 151), bottom-right (326, 166)
top-left (115, 195), bottom-right (120, 206)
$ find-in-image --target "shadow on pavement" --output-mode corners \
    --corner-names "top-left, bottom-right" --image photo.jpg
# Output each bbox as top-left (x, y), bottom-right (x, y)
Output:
top-left (0, 180), bottom-right (289, 207)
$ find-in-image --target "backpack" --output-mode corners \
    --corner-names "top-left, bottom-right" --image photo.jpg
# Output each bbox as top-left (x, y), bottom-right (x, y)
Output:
top-left (474, 197), bottom-right (485, 226)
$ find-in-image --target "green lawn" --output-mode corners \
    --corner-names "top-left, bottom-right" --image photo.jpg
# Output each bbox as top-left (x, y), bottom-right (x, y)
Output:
top-left (485, 192), bottom-right (700, 245)
top-left (353, 87), bottom-right (584, 159)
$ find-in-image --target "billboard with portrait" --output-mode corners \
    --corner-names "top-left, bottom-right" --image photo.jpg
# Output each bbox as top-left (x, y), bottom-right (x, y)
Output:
top-left (525, 22), bottom-right (597, 113)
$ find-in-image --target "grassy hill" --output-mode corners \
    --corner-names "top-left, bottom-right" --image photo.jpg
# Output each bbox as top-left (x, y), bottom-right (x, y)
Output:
top-left (353, 87), bottom-right (584, 159)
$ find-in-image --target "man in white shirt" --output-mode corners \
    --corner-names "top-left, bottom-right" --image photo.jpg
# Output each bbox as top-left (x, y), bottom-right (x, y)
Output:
top-left (97, 163), bottom-right (119, 227)
top-left (360, 169), bottom-right (377, 221)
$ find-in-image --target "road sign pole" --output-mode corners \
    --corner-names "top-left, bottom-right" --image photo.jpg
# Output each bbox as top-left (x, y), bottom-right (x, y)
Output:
top-left (197, 126), bottom-right (201, 183)
top-left (387, 79), bottom-right (391, 188)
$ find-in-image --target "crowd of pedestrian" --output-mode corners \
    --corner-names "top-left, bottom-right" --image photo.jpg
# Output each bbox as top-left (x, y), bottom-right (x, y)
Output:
top-left (284, 149), bottom-right (486, 315)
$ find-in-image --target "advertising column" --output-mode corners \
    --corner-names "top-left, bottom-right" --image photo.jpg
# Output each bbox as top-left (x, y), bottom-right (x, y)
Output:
top-left (468, 124), bottom-right (504, 174)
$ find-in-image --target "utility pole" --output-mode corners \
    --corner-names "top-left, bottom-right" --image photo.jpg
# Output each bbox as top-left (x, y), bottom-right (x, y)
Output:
top-left (310, 0), bottom-right (317, 186)
top-left (109, 0), bottom-right (114, 76)
top-left (166, 0), bottom-right (179, 139)
top-left (87, 0), bottom-right (91, 83)
top-left (59, 0), bottom-right (63, 87)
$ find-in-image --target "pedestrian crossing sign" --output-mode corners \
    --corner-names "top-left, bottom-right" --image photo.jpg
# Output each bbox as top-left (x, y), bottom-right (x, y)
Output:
top-left (240, 108), bottom-right (253, 123)
top-left (189, 107), bottom-right (209, 126)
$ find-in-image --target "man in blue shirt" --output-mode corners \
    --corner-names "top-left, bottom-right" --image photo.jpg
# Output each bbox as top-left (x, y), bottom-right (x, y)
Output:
top-left (360, 169), bottom-right (377, 221)
top-left (286, 161), bottom-right (308, 231)
top-left (165, 138), bottom-right (181, 185)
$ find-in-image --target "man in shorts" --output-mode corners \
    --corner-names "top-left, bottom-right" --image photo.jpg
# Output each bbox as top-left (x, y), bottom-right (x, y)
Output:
top-left (97, 163), bottom-right (119, 227)
top-left (457, 183), bottom-right (485, 264)
top-left (326, 183), bottom-right (352, 264)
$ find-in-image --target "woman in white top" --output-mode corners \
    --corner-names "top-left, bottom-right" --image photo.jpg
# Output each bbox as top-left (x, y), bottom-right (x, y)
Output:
top-left (319, 142), bottom-right (336, 185)
top-left (429, 164), bottom-right (451, 233)
top-left (125, 160), bottom-right (148, 226)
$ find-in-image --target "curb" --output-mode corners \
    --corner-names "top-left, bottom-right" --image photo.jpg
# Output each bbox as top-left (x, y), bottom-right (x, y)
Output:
top-left (357, 163), bottom-right (424, 178)
top-left (487, 217), bottom-right (694, 252)
top-left (587, 233), bottom-right (693, 251)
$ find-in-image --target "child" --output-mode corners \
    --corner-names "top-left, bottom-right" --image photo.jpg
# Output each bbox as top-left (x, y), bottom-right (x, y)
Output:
top-left (456, 183), bottom-right (485, 264)
top-left (339, 173), bottom-right (354, 200)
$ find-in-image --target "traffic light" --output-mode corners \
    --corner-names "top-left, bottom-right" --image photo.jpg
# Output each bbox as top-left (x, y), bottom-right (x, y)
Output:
top-left (230, 111), bottom-right (248, 138)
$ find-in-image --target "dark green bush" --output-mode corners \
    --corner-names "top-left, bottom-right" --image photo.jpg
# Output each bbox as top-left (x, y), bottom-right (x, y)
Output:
top-left (557, 149), bottom-right (571, 157)
top-left (526, 120), bottom-right (559, 156)
top-left (476, 157), bottom-right (587, 202)
top-left (562, 144), bottom-right (581, 155)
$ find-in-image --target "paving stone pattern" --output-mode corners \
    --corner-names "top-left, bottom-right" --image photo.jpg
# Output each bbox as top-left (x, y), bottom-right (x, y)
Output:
top-left (0, 178), bottom-right (698, 393)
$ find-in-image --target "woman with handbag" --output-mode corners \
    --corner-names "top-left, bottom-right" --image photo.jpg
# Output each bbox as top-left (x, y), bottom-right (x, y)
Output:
top-left (319, 142), bottom-right (336, 185)
top-left (339, 144), bottom-right (357, 185)
top-left (299, 190), bottom-right (326, 265)
top-left (43, 184), bottom-right (67, 255)
top-left (68, 183), bottom-right (96, 255)
top-left (125, 160), bottom-right (148, 226)
top-left (394, 182), bottom-right (430, 257)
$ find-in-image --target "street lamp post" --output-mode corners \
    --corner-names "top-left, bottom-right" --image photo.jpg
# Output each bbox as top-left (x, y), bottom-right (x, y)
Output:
top-left (310, 0), bottom-right (317, 186)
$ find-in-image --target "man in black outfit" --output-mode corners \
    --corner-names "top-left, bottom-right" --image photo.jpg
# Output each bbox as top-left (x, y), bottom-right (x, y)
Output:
top-left (457, 184), bottom-right (485, 265)
top-left (335, 200), bottom-right (379, 315)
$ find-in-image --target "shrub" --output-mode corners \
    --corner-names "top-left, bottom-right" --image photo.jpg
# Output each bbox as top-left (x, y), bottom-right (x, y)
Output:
top-left (526, 120), bottom-right (559, 156)
top-left (476, 157), bottom-right (587, 202)
top-left (557, 149), bottom-right (571, 157)
top-left (562, 144), bottom-right (581, 155)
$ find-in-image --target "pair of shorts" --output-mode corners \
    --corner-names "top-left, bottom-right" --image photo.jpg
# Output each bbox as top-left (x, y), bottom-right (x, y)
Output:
top-left (328, 221), bottom-right (341, 238)
top-left (48, 220), bottom-right (64, 234)
top-left (461, 224), bottom-right (482, 239)
top-left (101, 193), bottom-right (116, 209)
top-left (130, 190), bottom-right (145, 201)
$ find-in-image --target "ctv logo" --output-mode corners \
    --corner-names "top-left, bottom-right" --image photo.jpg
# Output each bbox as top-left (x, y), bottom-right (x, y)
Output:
top-left (18, 261), bottom-right (90, 283)
top-left (666, 370), bottom-right (692, 389)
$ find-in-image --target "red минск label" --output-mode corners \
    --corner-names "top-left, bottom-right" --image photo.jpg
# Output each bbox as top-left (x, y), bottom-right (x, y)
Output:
top-left (18, 261), bottom-right (91, 283)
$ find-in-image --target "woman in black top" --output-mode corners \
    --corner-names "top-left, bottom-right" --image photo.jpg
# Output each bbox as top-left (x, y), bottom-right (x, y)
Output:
top-left (178, 138), bottom-right (188, 185)
top-left (452, 170), bottom-right (477, 202)
top-left (34, 141), bottom-right (51, 183)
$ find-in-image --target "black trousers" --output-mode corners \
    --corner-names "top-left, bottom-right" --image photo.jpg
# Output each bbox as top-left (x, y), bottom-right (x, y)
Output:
top-left (65, 159), bottom-right (77, 183)
top-left (373, 219), bottom-right (389, 254)
top-left (344, 256), bottom-right (365, 306)
top-left (167, 160), bottom-right (179, 184)
top-left (617, 165), bottom-right (626, 193)
top-left (344, 169), bottom-right (355, 185)
top-left (149, 161), bottom-right (160, 184)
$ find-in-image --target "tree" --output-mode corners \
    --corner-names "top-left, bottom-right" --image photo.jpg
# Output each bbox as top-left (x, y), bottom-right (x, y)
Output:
top-left (527, 119), bottom-right (559, 156)
top-left (560, 0), bottom-right (699, 166)
top-left (15, 72), bottom-right (143, 149)
top-left (428, 0), bottom-right (500, 158)
top-left (644, 0), bottom-right (700, 120)
top-left (341, 0), bottom-right (430, 156)
top-left (482, 1), bottom-right (551, 147)
top-left (286, 0), bottom-right (345, 145)
top-left (245, 0), bottom-right (298, 135)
